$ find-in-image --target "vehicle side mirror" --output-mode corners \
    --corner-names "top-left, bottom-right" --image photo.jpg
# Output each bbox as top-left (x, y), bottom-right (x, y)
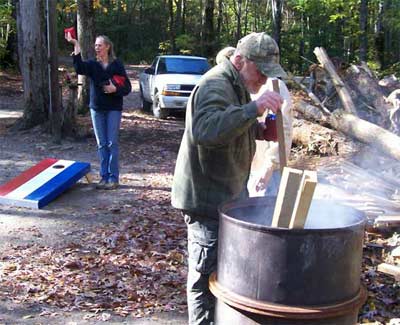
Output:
top-left (144, 67), bottom-right (155, 75)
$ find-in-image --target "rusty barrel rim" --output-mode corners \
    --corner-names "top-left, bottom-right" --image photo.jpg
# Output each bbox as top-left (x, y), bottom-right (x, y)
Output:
top-left (218, 197), bottom-right (365, 234)
top-left (209, 272), bottom-right (367, 320)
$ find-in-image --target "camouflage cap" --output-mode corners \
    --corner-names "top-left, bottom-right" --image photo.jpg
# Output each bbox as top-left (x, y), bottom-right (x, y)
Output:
top-left (236, 32), bottom-right (287, 78)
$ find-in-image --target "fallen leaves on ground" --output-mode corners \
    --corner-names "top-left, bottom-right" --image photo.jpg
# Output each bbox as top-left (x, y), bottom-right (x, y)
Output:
top-left (359, 232), bottom-right (400, 324)
top-left (0, 203), bottom-right (187, 319)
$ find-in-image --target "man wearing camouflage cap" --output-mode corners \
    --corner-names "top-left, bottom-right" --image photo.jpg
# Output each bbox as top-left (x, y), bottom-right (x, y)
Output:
top-left (172, 32), bottom-right (286, 324)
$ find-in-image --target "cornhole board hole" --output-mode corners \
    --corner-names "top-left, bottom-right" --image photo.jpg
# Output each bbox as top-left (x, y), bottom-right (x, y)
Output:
top-left (0, 158), bottom-right (91, 209)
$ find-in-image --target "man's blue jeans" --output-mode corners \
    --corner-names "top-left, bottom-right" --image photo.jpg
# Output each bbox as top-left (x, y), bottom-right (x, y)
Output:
top-left (90, 109), bottom-right (122, 183)
top-left (184, 213), bottom-right (218, 325)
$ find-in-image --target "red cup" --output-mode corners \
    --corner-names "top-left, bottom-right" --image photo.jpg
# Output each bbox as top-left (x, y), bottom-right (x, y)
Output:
top-left (64, 27), bottom-right (76, 40)
top-left (264, 113), bottom-right (278, 141)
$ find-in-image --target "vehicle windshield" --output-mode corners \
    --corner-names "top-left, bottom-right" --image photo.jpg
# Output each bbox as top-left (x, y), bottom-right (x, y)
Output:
top-left (158, 57), bottom-right (210, 75)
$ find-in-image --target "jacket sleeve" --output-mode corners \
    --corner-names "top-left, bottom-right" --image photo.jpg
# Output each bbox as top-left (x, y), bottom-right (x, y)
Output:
top-left (73, 53), bottom-right (93, 77)
top-left (113, 60), bottom-right (132, 97)
top-left (191, 78), bottom-right (258, 146)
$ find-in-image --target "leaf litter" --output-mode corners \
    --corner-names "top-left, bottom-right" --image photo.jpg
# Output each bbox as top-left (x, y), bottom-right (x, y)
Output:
top-left (0, 202), bottom-right (187, 318)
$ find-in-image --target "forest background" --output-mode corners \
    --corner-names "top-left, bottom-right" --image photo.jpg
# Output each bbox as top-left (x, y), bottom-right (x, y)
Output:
top-left (0, 0), bottom-right (399, 136)
top-left (1, 0), bottom-right (399, 136)
top-left (1, 0), bottom-right (400, 75)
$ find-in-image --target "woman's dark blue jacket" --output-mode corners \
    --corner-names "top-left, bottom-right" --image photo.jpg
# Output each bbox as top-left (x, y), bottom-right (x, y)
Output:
top-left (73, 53), bottom-right (132, 111)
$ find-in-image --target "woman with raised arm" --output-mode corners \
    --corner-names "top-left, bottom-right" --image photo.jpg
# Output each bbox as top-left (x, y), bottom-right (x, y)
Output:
top-left (66, 32), bottom-right (131, 190)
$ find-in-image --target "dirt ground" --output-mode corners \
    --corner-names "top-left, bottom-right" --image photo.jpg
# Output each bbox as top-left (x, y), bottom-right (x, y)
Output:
top-left (0, 67), bottom-right (188, 324)
top-left (0, 67), bottom-right (399, 325)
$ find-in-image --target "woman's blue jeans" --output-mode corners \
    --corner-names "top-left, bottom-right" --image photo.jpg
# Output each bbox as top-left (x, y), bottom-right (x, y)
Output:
top-left (90, 109), bottom-right (122, 183)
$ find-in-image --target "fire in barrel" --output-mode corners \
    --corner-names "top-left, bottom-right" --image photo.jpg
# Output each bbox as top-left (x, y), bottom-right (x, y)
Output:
top-left (209, 167), bottom-right (367, 325)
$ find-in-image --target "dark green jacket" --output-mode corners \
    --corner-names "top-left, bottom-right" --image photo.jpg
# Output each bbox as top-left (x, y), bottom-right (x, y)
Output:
top-left (171, 58), bottom-right (260, 219)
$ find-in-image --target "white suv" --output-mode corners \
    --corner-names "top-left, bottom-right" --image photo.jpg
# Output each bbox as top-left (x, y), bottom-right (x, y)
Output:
top-left (139, 55), bottom-right (210, 119)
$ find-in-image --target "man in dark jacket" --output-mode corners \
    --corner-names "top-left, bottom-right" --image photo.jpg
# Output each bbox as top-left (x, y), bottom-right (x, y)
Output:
top-left (171, 32), bottom-right (287, 324)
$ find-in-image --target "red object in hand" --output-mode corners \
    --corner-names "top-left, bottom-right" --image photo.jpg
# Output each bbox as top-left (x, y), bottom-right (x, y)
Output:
top-left (64, 27), bottom-right (76, 40)
top-left (112, 75), bottom-right (126, 87)
top-left (264, 113), bottom-right (278, 142)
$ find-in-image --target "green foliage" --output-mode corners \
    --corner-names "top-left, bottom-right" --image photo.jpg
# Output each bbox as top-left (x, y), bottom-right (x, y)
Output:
top-left (175, 34), bottom-right (196, 55)
top-left (0, 1), bottom-right (15, 66)
top-left (158, 41), bottom-right (171, 55)
top-left (12, 0), bottom-right (399, 74)
top-left (379, 62), bottom-right (400, 79)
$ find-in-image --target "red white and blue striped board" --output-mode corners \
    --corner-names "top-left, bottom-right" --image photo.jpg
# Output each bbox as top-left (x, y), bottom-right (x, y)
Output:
top-left (0, 158), bottom-right (91, 209)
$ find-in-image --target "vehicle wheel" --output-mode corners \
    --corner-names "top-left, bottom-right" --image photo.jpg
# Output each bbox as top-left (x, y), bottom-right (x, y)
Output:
top-left (140, 86), bottom-right (151, 112)
top-left (152, 93), bottom-right (168, 119)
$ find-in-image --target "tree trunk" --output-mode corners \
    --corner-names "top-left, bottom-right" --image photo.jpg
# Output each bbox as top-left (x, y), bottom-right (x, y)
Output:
top-left (16, 0), bottom-right (48, 129)
top-left (383, 0), bottom-right (392, 67)
top-left (242, 0), bottom-right (249, 35)
top-left (168, 0), bottom-right (176, 53)
top-left (271, 0), bottom-right (283, 47)
top-left (330, 109), bottom-right (400, 161)
top-left (296, 100), bottom-right (400, 162)
top-left (182, 0), bottom-right (187, 34)
top-left (343, 64), bottom-right (391, 127)
top-left (62, 84), bottom-right (79, 137)
top-left (374, 0), bottom-right (385, 69)
top-left (203, 0), bottom-right (215, 57)
top-left (313, 47), bottom-right (357, 114)
top-left (77, 0), bottom-right (95, 114)
top-left (47, 0), bottom-right (62, 143)
top-left (174, 0), bottom-right (182, 35)
top-left (216, 0), bottom-right (223, 44)
top-left (292, 118), bottom-right (345, 156)
top-left (359, 0), bottom-right (368, 62)
top-left (233, 0), bottom-right (242, 41)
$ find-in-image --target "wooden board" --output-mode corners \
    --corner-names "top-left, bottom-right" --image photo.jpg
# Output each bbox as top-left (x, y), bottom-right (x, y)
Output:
top-left (272, 79), bottom-right (287, 173)
top-left (374, 215), bottom-right (400, 226)
top-left (0, 158), bottom-right (91, 209)
top-left (271, 167), bottom-right (303, 227)
top-left (289, 170), bottom-right (317, 229)
top-left (377, 263), bottom-right (400, 281)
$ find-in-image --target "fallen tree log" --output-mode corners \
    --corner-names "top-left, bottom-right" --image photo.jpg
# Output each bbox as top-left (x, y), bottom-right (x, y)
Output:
top-left (379, 75), bottom-right (400, 94)
top-left (313, 47), bottom-right (357, 114)
top-left (295, 101), bottom-right (329, 124)
top-left (292, 118), bottom-right (344, 156)
top-left (295, 100), bottom-right (400, 161)
top-left (289, 76), bottom-right (331, 114)
top-left (343, 64), bottom-right (391, 127)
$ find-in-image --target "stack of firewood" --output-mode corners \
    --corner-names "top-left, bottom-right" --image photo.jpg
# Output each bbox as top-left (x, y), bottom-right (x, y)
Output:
top-left (289, 47), bottom-right (400, 281)
top-left (291, 47), bottom-right (400, 162)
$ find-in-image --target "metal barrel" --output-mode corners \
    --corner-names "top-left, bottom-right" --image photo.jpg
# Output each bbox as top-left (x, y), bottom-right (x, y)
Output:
top-left (210, 197), bottom-right (367, 325)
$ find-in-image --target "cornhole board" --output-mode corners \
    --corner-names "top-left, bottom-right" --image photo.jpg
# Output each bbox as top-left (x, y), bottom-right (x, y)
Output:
top-left (0, 158), bottom-right (91, 209)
